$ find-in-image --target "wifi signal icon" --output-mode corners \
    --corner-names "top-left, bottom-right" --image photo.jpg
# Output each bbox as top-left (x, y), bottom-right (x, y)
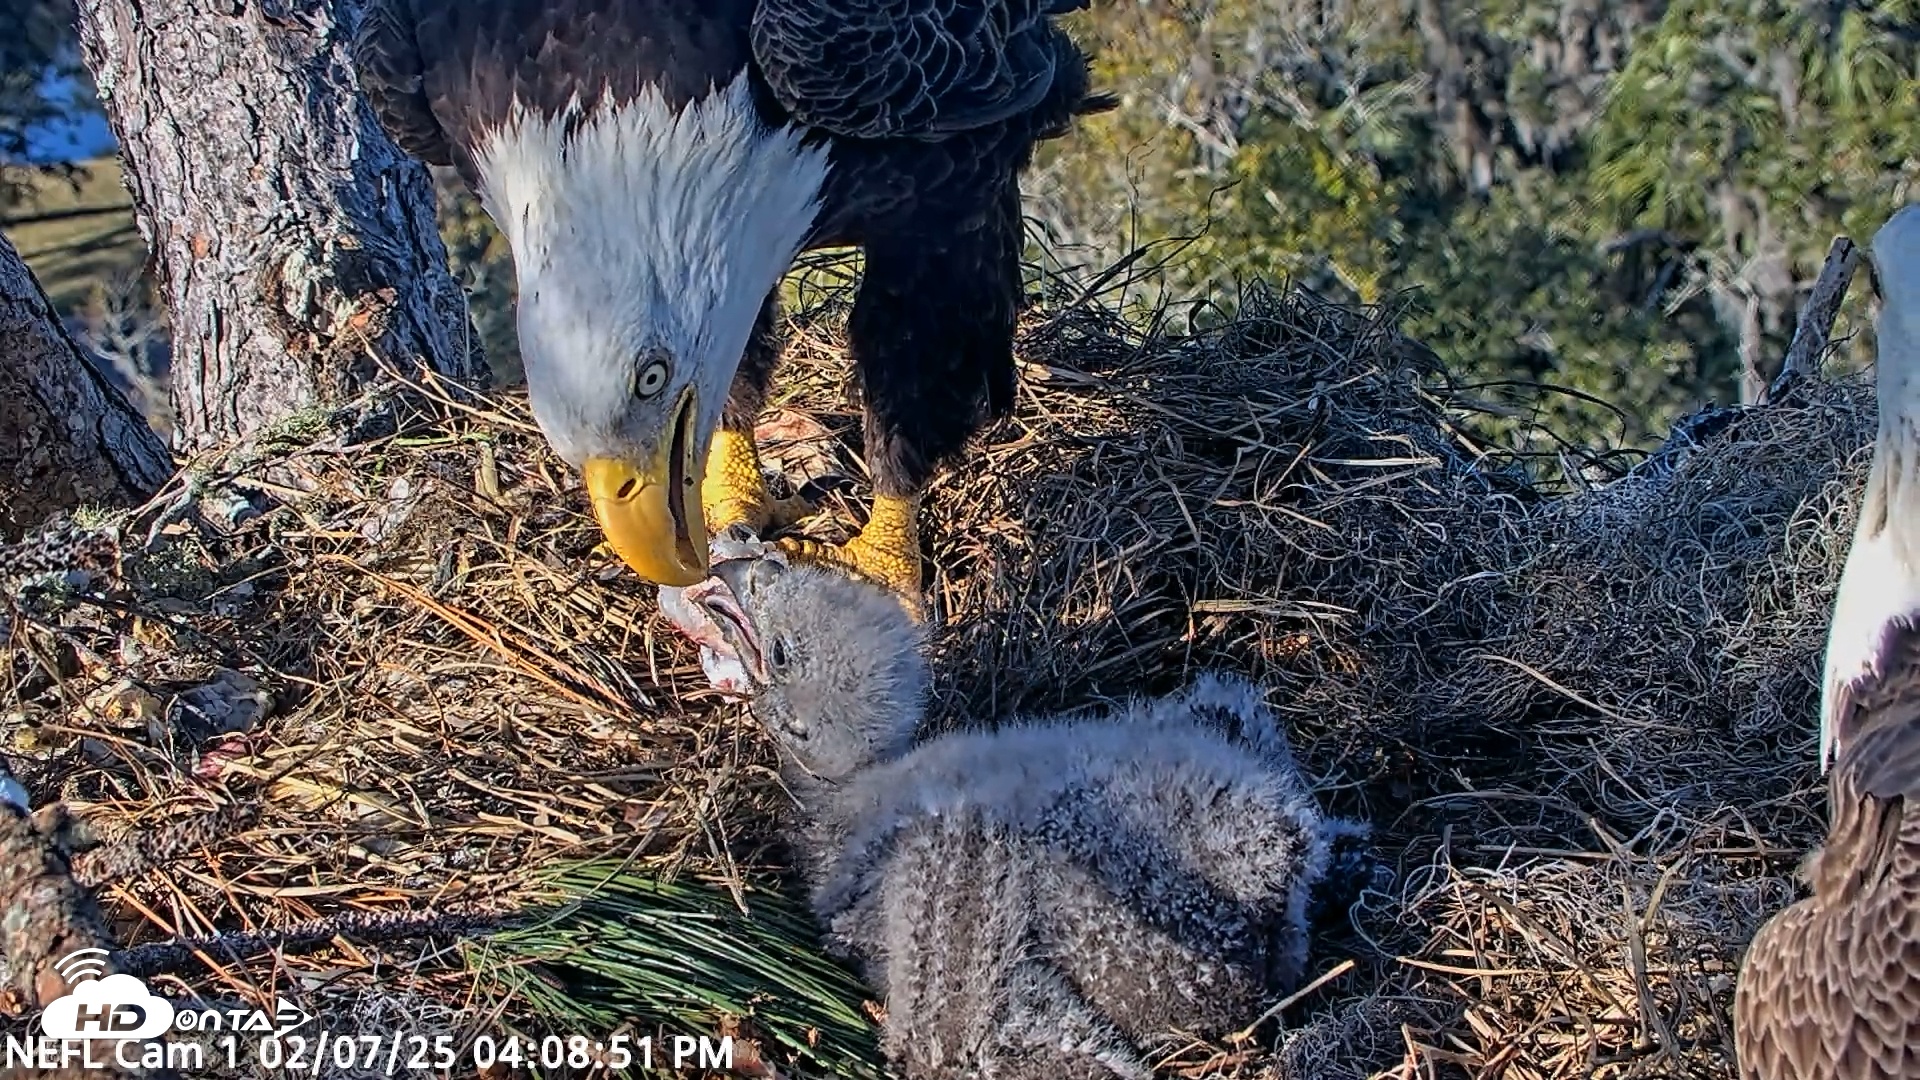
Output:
top-left (53, 948), bottom-right (109, 986)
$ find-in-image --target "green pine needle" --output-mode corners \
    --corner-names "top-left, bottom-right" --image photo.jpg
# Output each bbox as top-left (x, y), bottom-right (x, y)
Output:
top-left (465, 859), bottom-right (887, 1080)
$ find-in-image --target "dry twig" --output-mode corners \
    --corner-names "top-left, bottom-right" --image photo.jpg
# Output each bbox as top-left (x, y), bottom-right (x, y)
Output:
top-left (1767, 235), bottom-right (1863, 400)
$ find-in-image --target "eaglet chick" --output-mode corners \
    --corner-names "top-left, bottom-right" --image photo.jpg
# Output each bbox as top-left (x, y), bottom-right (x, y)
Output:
top-left (674, 548), bottom-right (1370, 1080)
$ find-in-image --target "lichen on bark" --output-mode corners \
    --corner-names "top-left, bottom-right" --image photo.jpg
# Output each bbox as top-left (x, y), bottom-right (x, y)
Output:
top-left (0, 231), bottom-right (170, 540)
top-left (74, 0), bottom-right (486, 453)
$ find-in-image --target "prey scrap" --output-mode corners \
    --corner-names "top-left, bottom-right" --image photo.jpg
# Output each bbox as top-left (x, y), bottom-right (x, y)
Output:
top-left (657, 528), bottom-right (790, 698)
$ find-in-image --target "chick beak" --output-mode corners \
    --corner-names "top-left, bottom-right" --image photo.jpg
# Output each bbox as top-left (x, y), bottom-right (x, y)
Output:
top-left (713, 554), bottom-right (787, 614)
top-left (697, 555), bottom-right (789, 684)
top-left (583, 388), bottom-right (708, 586)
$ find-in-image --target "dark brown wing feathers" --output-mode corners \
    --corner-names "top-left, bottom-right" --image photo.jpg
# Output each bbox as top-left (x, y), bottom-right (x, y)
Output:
top-left (350, 0), bottom-right (764, 186)
top-left (352, 0), bottom-right (1103, 161)
top-left (1842, 624), bottom-right (1920, 790)
top-left (750, 0), bottom-right (1084, 139)
top-left (1736, 639), bottom-right (1920, 1079)
top-left (349, 0), bottom-right (455, 166)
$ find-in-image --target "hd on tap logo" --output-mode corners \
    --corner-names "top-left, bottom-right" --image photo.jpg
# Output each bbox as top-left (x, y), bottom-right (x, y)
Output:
top-left (7, 948), bottom-right (311, 1071)
top-left (37, 949), bottom-right (175, 1040)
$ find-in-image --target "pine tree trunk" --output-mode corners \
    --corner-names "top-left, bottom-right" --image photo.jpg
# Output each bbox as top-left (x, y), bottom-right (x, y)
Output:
top-left (73, 0), bottom-right (485, 453)
top-left (0, 231), bottom-right (171, 540)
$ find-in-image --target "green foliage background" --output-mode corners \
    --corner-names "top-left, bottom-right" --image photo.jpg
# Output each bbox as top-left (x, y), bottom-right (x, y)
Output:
top-left (1030, 0), bottom-right (1918, 453)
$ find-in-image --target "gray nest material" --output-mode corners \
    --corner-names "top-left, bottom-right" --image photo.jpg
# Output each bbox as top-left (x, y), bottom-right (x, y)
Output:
top-left (666, 545), bottom-right (1370, 1079)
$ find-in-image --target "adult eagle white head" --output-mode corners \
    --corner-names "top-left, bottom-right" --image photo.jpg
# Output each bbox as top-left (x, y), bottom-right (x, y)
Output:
top-left (1818, 204), bottom-right (1920, 771)
top-left (351, 0), bottom-right (1110, 597)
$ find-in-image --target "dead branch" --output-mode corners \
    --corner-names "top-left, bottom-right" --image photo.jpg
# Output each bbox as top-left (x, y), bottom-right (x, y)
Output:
top-left (113, 908), bottom-right (510, 979)
top-left (1765, 236), bottom-right (1863, 402)
top-left (0, 203), bottom-right (135, 228)
top-left (0, 771), bottom-right (113, 1012)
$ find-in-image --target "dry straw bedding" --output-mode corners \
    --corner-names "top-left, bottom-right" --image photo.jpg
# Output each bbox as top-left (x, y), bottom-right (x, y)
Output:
top-left (0, 283), bottom-right (1871, 1079)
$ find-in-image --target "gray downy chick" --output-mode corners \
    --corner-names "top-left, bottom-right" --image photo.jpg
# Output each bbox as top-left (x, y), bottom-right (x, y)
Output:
top-left (686, 553), bottom-right (1370, 1080)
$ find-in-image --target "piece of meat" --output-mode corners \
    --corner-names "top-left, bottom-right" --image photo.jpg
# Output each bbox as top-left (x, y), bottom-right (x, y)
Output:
top-left (658, 579), bottom-right (754, 698)
top-left (657, 532), bottom-right (789, 699)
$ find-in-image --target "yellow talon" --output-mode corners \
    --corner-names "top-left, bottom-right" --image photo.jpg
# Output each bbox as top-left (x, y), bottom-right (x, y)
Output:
top-left (778, 493), bottom-right (925, 619)
top-left (702, 431), bottom-right (922, 616)
top-left (701, 428), bottom-right (814, 536)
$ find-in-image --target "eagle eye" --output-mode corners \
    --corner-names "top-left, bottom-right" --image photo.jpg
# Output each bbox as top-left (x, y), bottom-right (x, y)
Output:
top-left (633, 356), bottom-right (671, 399)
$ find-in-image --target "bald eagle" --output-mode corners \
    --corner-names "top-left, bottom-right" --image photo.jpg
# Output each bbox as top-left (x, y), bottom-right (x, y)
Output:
top-left (350, 0), bottom-right (1111, 599)
top-left (1733, 205), bottom-right (1920, 1079)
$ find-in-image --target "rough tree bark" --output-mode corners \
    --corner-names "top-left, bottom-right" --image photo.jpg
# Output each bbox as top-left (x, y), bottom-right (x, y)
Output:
top-left (74, 0), bottom-right (485, 453)
top-left (0, 765), bottom-right (156, 1079)
top-left (0, 232), bottom-right (170, 540)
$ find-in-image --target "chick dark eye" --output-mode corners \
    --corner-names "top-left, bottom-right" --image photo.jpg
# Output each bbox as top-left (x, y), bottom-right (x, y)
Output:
top-left (633, 357), bottom-right (670, 399)
top-left (768, 637), bottom-right (790, 671)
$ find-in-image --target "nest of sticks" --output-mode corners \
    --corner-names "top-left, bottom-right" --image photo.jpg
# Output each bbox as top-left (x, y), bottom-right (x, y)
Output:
top-left (0, 270), bottom-right (1873, 1079)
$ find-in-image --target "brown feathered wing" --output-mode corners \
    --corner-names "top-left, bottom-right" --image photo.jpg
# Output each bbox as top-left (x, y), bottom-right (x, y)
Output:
top-left (349, 0), bottom-right (456, 166)
top-left (1735, 633), bottom-right (1920, 1079)
top-left (749, 0), bottom-right (1086, 139)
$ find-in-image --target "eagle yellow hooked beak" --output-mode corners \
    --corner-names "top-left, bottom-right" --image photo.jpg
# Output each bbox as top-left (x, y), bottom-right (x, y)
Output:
top-left (582, 389), bottom-right (709, 586)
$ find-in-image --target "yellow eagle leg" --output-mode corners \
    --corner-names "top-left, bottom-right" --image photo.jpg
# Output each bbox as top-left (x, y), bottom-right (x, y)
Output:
top-left (779, 493), bottom-right (924, 618)
top-left (701, 428), bottom-right (814, 536)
